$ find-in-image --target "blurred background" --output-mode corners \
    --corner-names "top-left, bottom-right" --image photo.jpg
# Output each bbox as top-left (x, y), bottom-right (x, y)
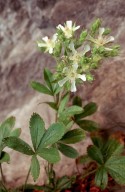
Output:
top-left (1, 0), bottom-right (125, 188)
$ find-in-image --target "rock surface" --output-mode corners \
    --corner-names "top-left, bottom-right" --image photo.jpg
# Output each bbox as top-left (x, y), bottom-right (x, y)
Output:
top-left (1, 0), bottom-right (125, 190)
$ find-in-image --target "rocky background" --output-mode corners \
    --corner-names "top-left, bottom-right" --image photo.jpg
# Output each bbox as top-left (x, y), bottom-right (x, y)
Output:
top-left (0, 0), bottom-right (125, 190)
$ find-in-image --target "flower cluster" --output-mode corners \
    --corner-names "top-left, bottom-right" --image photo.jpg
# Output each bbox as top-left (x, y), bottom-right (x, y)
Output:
top-left (37, 19), bottom-right (119, 92)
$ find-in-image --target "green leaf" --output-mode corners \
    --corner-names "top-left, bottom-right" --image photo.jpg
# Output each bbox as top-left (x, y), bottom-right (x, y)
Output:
top-left (65, 121), bottom-right (74, 131)
top-left (79, 30), bottom-right (87, 43)
top-left (29, 113), bottom-right (45, 151)
top-left (0, 116), bottom-right (15, 131)
top-left (103, 28), bottom-right (111, 35)
top-left (0, 151), bottom-right (10, 163)
top-left (87, 145), bottom-right (104, 164)
top-left (76, 154), bottom-right (92, 164)
top-left (3, 137), bottom-right (34, 155)
top-left (91, 19), bottom-right (101, 34)
top-left (37, 123), bottom-right (65, 149)
top-left (44, 68), bottom-right (54, 94)
top-left (0, 116), bottom-right (15, 145)
top-left (101, 139), bottom-right (124, 162)
top-left (76, 102), bottom-right (97, 120)
top-left (73, 96), bottom-right (82, 107)
top-left (38, 147), bottom-right (60, 163)
top-left (58, 93), bottom-right (69, 114)
top-left (92, 137), bottom-right (103, 149)
top-left (106, 156), bottom-right (125, 185)
top-left (54, 85), bottom-right (62, 95)
top-left (63, 106), bottom-right (83, 117)
top-left (56, 176), bottom-right (72, 190)
top-left (61, 129), bottom-right (85, 144)
top-left (31, 81), bottom-right (53, 96)
top-left (31, 155), bottom-right (40, 182)
top-left (95, 166), bottom-right (108, 190)
top-left (77, 120), bottom-right (99, 132)
top-left (58, 143), bottom-right (79, 159)
top-left (44, 102), bottom-right (58, 111)
top-left (10, 128), bottom-right (21, 137)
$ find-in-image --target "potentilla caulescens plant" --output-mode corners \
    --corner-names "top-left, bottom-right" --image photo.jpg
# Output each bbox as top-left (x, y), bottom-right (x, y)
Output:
top-left (0, 19), bottom-right (124, 192)
top-left (37, 19), bottom-right (119, 92)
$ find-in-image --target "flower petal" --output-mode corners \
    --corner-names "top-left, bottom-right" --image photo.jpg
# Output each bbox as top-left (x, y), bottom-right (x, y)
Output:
top-left (48, 47), bottom-right (53, 54)
top-left (105, 36), bottom-right (114, 43)
top-left (63, 67), bottom-right (68, 73)
top-left (74, 25), bottom-right (80, 31)
top-left (57, 24), bottom-right (65, 31)
top-left (69, 42), bottom-right (76, 53)
top-left (83, 44), bottom-right (90, 55)
top-left (37, 42), bottom-right (46, 47)
top-left (104, 47), bottom-right (113, 51)
top-left (98, 27), bottom-right (105, 38)
top-left (52, 33), bottom-right (58, 41)
top-left (71, 80), bottom-right (76, 92)
top-left (66, 21), bottom-right (72, 29)
top-left (42, 36), bottom-right (48, 42)
top-left (77, 74), bottom-right (86, 81)
top-left (72, 63), bottom-right (78, 71)
top-left (58, 77), bottom-right (68, 87)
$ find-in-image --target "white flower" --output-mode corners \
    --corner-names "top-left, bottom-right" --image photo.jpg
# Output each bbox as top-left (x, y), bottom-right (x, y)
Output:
top-left (57, 21), bottom-right (80, 39)
top-left (69, 42), bottom-right (90, 64)
top-left (58, 64), bottom-right (86, 92)
top-left (37, 33), bottom-right (57, 54)
top-left (90, 27), bottom-right (114, 50)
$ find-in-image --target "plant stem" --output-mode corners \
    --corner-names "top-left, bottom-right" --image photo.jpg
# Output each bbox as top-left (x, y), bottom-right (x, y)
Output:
top-left (82, 169), bottom-right (97, 179)
top-left (0, 181), bottom-right (8, 192)
top-left (23, 166), bottom-right (31, 192)
top-left (0, 164), bottom-right (8, 192)
top-left (0, 164), bottom-right (5, 184)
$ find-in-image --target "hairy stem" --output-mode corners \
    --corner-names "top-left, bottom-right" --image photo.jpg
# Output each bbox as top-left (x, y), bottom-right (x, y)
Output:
top-left (23, 166), bottom-right (31, 192)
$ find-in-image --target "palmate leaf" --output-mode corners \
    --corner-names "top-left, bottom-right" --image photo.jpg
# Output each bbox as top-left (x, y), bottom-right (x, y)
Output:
top-left (44, 68), bottom-right (54, 94)
top-left (61, 129), bottom-right (85, 144)
top-left (77, 120), bottom-right (99, 132)
top-left (29, 113), bottom-right (45, 151)
top-left (0, 116), bottom-right (15, 131)
top-left (60, 106), bottom-right (83, 120)
top-left (44, 102), bottom-right (58, 111)
top-left (91, 136), bottom-right (103, 149)
top-left (37, 123), bottom-right (65, 149)
top-left (10, 128), bottom-right (21, 137)
top-left (0, 151), bottom-right (10, 163)
top-left (58, 93), bottom-right (69, 114)
top-left (87, 145), bottom-right (104, 165)
top-left (65, 121), bottom-right (74, 131)
top-left (73, 96), bottom-right (82, 107)
top-left (76, 154), bottom-right (92, 165)
top-left (31, 81), bottom-right (53, 96)
top-left (95, 166), bottom-right (108, 190)
top-left (0, 116), bottom-right (15, 145)
top-left (101, 139), bottom-right (124, 162)
top-left (31, 155), bottom-right (40, 182)
top-left (75, 102), bottom-right (98, 120)
top-left (105, 156), bottom-right (125, 185)
top-left (58, 143), bottom-right (79, 159)
top-left (65, 106), bottom-right (83, 116)
top-left (3, 137), bottom-right (34, 155)
top-left (56, 176), bottom-right (72, 190)
top-left (38, 147), bottom-right (60, 163)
